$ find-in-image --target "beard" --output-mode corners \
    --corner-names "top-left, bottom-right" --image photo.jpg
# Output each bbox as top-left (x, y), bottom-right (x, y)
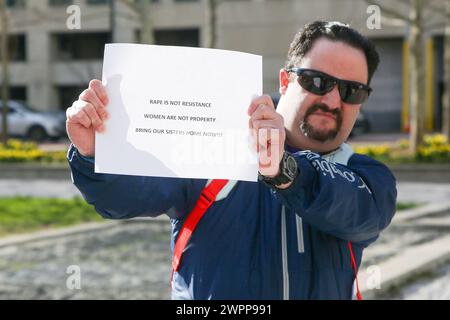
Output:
top-left (299, 103), bottom-right (343, 142)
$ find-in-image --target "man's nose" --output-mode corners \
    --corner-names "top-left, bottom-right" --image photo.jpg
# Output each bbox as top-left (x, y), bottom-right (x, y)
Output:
top-left (320, 85), bottom-right (342, 111)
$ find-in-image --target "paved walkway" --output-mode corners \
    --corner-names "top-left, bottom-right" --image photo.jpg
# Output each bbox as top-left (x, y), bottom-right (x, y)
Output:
top-left (0, 179), bottom-right (81, 199)
top-left (0, 220), bottom-right (172, 299)
top-left (347, 133), bottom-right (409, 145)
top-left (396, 182), bottom-right (450, 204)
top-left (1, 179), bottom-right (449, 205)
top-left (396, 263), bottom-right (450, 300)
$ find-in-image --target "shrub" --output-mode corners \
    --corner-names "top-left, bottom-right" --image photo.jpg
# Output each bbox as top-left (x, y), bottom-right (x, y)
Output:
top-left (0, 139), bottom-right (66, 163)
top-left (417, 134), bottom-right (450, 162)
top-left (354, 134), bottom-right (450, 163)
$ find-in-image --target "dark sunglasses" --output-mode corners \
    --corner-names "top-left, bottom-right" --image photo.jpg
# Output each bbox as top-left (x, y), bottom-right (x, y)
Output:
top-left (286, 68), bottom-right (372, 104)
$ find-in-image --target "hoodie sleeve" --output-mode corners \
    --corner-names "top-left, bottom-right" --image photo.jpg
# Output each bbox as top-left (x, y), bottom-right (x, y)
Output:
top-left (67, 144), bottom-right (205, 220)
top-left (269, 151), bottom-right (397, 246)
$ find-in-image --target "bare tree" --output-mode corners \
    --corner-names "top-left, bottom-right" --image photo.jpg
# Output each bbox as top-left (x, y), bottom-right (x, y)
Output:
top-left (136, 0), bottom-right (155, 44)
top-left (0, 0), bottom-right (9, 143)
top-left (110, 0), bottom-right (117, 42)
top-left (204, 0), bottom-right (218, 48)
top-left (365, 0), bottom-right (448, 154)
top-left (117, 0), bottom-right (222, 47)
top-left (443, 0), bottom-right (450, 139)
top-left (120, 0), bottom-right (155, 44)
top-left (408, 0), bottom-right (426, 154)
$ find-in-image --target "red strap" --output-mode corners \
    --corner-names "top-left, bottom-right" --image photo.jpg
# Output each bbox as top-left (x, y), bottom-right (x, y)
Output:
top-left (348, 241), bottom-right (362, 300)
top-left (172, 179), bottom-right (229, 275)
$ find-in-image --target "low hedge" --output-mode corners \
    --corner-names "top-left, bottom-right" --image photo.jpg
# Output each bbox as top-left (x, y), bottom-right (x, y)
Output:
top-left (0, 139), bottom-right (66, 163)
top-left (353, 134), bottom-right (450, 163)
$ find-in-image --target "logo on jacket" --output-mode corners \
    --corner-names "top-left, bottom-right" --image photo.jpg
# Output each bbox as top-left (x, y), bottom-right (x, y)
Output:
top-left (299, 151), bottom-right (372, 194)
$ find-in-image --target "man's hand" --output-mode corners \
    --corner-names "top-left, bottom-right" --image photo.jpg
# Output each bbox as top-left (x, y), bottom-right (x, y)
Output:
top-left (66, 80), bottom-right (109, 157)
top-left (248, 95), bottom-right (286, 177)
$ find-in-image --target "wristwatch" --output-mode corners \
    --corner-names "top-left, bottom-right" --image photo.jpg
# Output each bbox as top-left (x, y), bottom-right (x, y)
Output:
top-left (258, 151), bottom-right (298, 188)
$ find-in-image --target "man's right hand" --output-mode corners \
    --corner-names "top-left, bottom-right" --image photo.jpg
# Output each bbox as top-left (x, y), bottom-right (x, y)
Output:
top-left (66, 79), bottom-right (109, 157)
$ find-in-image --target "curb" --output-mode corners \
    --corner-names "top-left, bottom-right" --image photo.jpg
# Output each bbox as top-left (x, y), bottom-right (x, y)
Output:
top-left (360, 234), bottom-right (450, 299)
top-left (393, 202), bottom-right (450, 223)
top-left (1, 162), bottom-right (450, 181)
top-left (359, 204), bottom-right (450, 299)
top-left (0, 216), bottom-right (168, 248)
top-left (388, 164), bottom-right (450, 183)
top-left (0, 163), bottom-right (71, 180)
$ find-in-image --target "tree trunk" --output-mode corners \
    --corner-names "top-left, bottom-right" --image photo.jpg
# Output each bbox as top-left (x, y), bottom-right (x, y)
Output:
top-left (137, 0), bottom-right (154, 44)
top-left (442, 0), bottom-right (450, 139)
top-left (110, 0), bottom-right (117, 42)
top-left (0, 0), bottom-right (10, 144)
top-left (408, 0), bottom-right (426, 154)
top-left (205, 0), bottom-right (218, 48)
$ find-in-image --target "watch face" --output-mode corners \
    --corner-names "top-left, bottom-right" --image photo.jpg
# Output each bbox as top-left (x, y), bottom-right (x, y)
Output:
top-left (259, 152), bottom-right (298, 187)
top-left (285, 156), bottom-right (297, 177)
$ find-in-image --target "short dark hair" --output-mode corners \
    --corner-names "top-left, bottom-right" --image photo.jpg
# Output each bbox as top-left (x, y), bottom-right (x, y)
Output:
top-left (285, 21), bottom-right (380, 84)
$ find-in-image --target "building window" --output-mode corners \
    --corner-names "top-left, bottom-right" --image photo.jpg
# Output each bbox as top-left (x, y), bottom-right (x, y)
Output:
top-left (86, 0), bottom-right (109, 5)
top-left (9, 34), bottom-right (26, 61)
top-left (6, 0), bottom-right (26, 8)
top-left (9, 86), bottom-right (28, 101)
top-left (51, 32), bottom-right (109, 60)
top-left (154, 28), bottom-right (200, 47)
top-left (49, 0), bottom-right (73, 6)
top-left (56, 86), bottom-right (86, 111)
top-left (0, 34), bottom-right (26, 61)
top-left (86, 0), bottom-right (158, 5)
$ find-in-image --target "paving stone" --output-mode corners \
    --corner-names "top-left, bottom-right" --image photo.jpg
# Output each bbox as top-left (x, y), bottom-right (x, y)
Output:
top-left (0, 220), bottom-right (172, 299)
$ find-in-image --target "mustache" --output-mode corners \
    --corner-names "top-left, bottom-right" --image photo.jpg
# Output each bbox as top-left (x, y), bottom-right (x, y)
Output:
top-left (304, 103), bottom-right (342, 120)
top-left (299, 103), bottom-right (343, 142)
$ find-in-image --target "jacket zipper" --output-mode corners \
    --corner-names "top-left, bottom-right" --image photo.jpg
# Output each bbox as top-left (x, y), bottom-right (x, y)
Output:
top-left (296, 215), bottom-right (305, 253)
top-left (281, 206), bottom-right (289, 300)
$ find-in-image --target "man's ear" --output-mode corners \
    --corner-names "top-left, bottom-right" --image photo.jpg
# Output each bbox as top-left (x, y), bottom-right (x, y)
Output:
top-left (279, 69), bottom-right (290, 95)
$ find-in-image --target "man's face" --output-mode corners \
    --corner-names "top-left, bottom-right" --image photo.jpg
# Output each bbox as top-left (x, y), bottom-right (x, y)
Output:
top-left (276, 38), bottom-right (369, 153)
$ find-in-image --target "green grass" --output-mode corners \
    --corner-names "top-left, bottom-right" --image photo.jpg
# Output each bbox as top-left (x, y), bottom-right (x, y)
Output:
top-left (0, 196), bottom-right (103, 237)
top-left (396, 202), bottom-right (420, 211)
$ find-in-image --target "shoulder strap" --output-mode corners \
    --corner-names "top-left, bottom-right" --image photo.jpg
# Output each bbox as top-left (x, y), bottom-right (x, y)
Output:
top-left (172, 179), bottom-right (229, 275)
top-left (348, 241), bottom-right (363, 300)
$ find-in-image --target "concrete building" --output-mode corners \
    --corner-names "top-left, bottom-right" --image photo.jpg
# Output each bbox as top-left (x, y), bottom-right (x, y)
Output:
top-left (1, 0), bottom-right (447, 132)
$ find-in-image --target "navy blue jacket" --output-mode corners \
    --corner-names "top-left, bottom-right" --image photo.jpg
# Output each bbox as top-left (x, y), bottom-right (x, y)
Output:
top-left (67, 143), bottom-right (397, 299)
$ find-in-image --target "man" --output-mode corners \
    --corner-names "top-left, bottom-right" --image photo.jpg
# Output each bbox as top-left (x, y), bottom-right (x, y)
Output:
top-left (66, 21), bottom-right (397, 299)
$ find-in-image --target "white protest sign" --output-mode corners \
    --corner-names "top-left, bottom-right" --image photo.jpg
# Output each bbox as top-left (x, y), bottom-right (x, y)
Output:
top-left (95, 44), bottom-right (262, 181)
